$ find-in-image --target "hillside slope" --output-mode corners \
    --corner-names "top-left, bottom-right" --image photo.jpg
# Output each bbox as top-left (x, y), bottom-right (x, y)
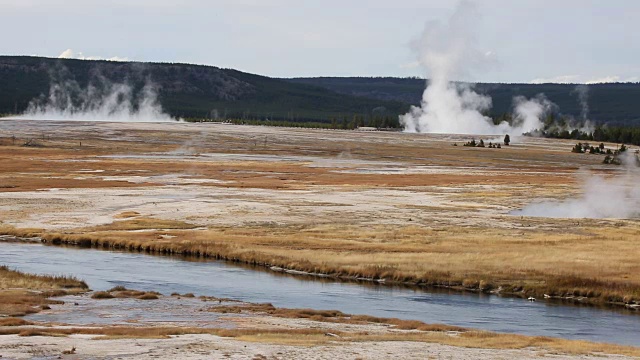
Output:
top-left (0, 56), bottom-right (408, 121)
top-left (287, 77), bottom-right (640, 126)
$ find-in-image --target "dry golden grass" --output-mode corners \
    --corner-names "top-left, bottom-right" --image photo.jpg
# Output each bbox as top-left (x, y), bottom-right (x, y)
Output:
top-left (0, 266), bottom-right (88, 316)
top-left (82, 218), bottom-right (197, 232)
top-left (90, 287), bottom-right (160, 300)
top-left (0, 265), bottom-right (87, 291)
top-left (0, 317), bottom-right (34, 326)
top-left (0, 225), bottom-right (45, 238)
top-left (38, 221), bottom-right (640, 306)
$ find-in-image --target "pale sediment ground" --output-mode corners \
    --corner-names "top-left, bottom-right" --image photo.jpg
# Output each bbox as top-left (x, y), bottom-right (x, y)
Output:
top-left (1, 120), bottom-right (640, 357)
top-left (0, 293), bottom-right (634, 360)
top-left (2, 334), bottom-right (632, 360)
top-left (0, 120), bottom-right (589, 231)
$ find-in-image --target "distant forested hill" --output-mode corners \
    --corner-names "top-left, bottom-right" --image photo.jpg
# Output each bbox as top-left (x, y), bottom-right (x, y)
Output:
top-left (287, 77), bottom-right (640, 126)
top-left (0, 56), bottom-right (407, 122)
top-left (2, 56), bottom-right (640, 126)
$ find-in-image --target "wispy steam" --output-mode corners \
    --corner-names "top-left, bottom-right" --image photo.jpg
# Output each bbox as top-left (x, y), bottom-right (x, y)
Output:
top-left (512, 94), bottom-right (555, 135)
top-left (573, 85), bottom-right (589, 121)
top-left (513, 153), bottom-right (640, 219)
top-left (9, 69), bottom-right (178, 123)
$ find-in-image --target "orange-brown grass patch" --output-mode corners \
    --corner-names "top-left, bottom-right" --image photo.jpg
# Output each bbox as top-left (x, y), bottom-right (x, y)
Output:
top-left (114, 211), bottom-right (141, 219)
top-left (0, 317), bottom-right (34, 326)
top-left (0, 129), bottom-right (577, 193)
top-left (136, 292), bottom-right (159, 300)
top-left (91, 291), bottom-right (114, 299)
top-left (209, 303), bottom-right (466, 332)
top-left (82, 218), bottom-right (197, 232)
top-left (90, 287), bottom-right (161, 300)
top-left (0, 290), bottom-right (59, 317)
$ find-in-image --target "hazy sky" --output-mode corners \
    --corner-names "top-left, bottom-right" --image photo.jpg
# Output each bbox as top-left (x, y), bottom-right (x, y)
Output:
top-left (1, 0), bottom-right (638, 83)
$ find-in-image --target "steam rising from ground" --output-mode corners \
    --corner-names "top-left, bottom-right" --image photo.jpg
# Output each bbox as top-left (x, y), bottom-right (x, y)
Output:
top-left (513, 153), bottom-right (640, 219)
top-left (9, 71), bottom-right (177, 123)
top-left (573, 85), bottom-right (589, 121)
top-left (400, 1), bottom-right (557, 136)
top-left (400, 1), bottom-right (506, 135)
top-left (511, 95), bottom-right (555, 135)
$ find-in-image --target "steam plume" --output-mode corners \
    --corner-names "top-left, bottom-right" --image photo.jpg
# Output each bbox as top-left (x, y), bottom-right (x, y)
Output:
top-left (513, 152), bottom-right (640, 219)
top-left (400, 1), bottom-right (506, 135)
top-left (511, 94), bottom-right (555, 135)
top-left (573, 85), bottom-right (589, 121)
top-left (400, 1), bottom-right (554, 136)
top-left (572, 85), bottom-right (595, 133)
top-left (9, 69), bottom-right (177, 123)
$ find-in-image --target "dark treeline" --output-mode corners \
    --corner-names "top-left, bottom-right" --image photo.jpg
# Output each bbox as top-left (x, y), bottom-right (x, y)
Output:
top-left (537, 125), bottom-right (640, 147)
top-left (492, 111), bottom-right (640, 147)
top-left (185, 114), bottom-right (400, 130)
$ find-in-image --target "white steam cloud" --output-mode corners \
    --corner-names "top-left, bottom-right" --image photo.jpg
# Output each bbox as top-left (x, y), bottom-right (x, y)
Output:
top-left (8, 73), bottom-right (178, 123)
top-left (511, 94), bottom-right (555, 135)
top-left (513, 153), bottom-right (640, 219)
top-left (400, 1), bottom-right (507, 135)
top-left (400, 1), bottom-right (556, 136)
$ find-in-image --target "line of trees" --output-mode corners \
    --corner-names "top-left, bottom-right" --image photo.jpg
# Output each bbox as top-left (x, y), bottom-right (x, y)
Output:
top-left (184, 114), bottom-right (401, 130)
top-left (541, 126), bottom-right (640, 146)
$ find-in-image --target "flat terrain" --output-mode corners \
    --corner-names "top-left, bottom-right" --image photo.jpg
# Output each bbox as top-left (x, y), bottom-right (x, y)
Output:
top-left (0, 120), bottom-right (639, 305)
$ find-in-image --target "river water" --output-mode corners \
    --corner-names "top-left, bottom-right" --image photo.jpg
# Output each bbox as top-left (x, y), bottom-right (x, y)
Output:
top-left (1, 242), bottom-right (638, 346)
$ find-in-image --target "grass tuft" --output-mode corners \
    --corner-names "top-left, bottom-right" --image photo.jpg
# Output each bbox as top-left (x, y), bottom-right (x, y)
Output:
top-left (91, 291), bottom-right (114, 299)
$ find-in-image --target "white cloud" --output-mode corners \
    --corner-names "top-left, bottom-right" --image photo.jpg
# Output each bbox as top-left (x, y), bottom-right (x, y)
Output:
top-left (57, 48), bottom-right (128, 62)
top-left (529, 75), bottom-right (580, 84)
top-left (585, 75), bottom-right (620, 84)
top-left (531, 74), bottom-right (638, 84)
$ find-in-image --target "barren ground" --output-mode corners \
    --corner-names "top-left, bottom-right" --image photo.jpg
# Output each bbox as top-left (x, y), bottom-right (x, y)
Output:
top-left (0, 120), bottom-right (639, 357)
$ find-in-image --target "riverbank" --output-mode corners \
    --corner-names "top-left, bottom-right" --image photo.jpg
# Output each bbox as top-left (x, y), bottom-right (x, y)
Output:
top-left (0, 267), bottom-right (639, 359)
top-left (0, 264), bottom-right (87, 318)
top-left (4, 227), bottom-right (638, 311)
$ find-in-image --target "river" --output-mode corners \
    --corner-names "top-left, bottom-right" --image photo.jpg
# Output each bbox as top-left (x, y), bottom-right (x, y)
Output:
top-left (1, 242), bottom-right (638, 346)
